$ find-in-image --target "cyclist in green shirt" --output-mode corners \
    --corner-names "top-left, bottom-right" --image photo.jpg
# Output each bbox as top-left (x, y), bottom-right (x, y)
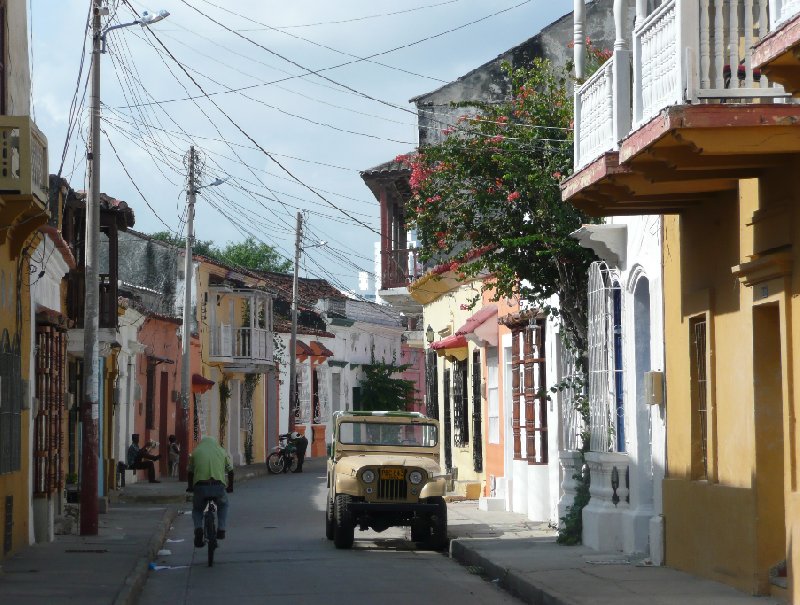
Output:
top-left (187, 436), bottom-right (234, 547)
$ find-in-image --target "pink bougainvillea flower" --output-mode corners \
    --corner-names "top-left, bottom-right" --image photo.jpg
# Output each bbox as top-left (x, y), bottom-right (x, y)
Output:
top-left (507, 191), bottom-right (521, 202)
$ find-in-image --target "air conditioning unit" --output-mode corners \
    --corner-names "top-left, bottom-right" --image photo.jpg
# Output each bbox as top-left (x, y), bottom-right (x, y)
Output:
top-left (643, 371), bottom-right (664, 405)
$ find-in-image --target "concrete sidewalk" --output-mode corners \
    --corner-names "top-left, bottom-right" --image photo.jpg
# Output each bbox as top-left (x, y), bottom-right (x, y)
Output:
top-left (0, 463), bottom-right (270, 605)
top-left (446, 501), bottom-right (783, 604)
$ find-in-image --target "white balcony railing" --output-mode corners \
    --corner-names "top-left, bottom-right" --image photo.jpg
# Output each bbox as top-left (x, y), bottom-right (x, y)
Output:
top-left (576, 59), bottom-right (615, 170)
top-left (234, 327), bottom-right (272, 363)
top-left (210, 323), bottom-right (233, 358)
top-left (770, 0), bottom-right (800, 28)
top-left (633, 0), bottom-right (784, 127)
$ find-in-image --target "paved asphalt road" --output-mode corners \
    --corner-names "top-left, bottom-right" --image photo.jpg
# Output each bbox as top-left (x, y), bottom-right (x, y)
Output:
top-left (137, 459), bottom-right (520, 604)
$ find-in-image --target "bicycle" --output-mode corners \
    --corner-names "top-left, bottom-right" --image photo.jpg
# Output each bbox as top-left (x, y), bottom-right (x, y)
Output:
top-left (203, 497), bottom-right (219, 567)
top-left (267, 434), bottom-right (299, 474)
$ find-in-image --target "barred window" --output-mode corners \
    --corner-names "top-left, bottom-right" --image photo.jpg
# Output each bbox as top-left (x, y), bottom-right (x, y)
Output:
top-left (472, 349), bottom-right (483, 472)
top-left (453, 359), bottom-right (469, 447)
top-left (0, 330), bottom-right (21, 474)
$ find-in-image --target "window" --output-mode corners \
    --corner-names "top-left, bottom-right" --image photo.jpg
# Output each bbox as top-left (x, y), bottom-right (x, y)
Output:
top-left (588, 261), bottom-right (623, 452)
top-left (0, 330), bottom-right (21, 474)
top-left (472, 349), bottom-right (483, 472)
top-left (425, 351), bottom-right (439, 419)
top-left (690, 317), bottom-right (709, 480)
top-left (487, 349), bottom-right (500, 444)
top-left (452, 359), bottom-right (469, 447)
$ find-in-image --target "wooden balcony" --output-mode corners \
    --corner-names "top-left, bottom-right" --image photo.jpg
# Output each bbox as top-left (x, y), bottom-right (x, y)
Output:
top-left (0, 116), bottom-right (49, 255)
top-left (381, 247), bottom-right (421, 290)
top-left (66, 272), bottom-right (117, 330)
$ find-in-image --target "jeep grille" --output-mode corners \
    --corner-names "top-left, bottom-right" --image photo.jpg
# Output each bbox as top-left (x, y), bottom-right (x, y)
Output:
top-left (378, 478), bottom-right (407, 501)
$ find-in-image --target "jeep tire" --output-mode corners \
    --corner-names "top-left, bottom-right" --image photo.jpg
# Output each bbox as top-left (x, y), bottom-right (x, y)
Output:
top-left (325, 496), bottom-right (335, 540)
top-left (428, 496), bottom-right (448, 550)
top-left (333, 494), bottom-right (354, 549)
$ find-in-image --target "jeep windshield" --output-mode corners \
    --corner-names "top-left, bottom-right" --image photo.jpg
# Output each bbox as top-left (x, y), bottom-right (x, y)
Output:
top-left (338, 422), bottom-right (438, 447)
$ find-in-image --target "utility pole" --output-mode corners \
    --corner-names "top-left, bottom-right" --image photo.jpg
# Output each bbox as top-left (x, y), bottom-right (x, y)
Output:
top-left (288, 212), bottom-right (302, 434)
top-left (80, 0), bottom-right (103, 536)
top-left (179, 146), bottom-right (197, 480)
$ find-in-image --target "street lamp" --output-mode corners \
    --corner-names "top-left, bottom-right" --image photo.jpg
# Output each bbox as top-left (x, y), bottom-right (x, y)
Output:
top-left (80, 0), bottom-right (169, 537)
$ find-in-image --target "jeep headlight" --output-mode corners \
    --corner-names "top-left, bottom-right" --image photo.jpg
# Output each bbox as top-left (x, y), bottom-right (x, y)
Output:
top-left (362, 469), bottom-right (376, 484)
top-left (408, 470), bottom-right (423, 485)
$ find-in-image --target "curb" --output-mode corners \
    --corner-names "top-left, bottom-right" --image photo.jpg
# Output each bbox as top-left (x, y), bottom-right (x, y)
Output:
top-left (450, 539), bottom-right (568, 605)
top-left (113, 505), bottom-right (179, 605)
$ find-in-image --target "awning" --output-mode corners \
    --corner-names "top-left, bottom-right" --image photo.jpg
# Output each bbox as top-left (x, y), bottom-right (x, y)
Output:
top-left (192, 373), bottom-right (215, 394)
top-left (456, 304), bottom-right (498, 347)
top-left (309, 340), bottom-right (334, 358)
top-left (295, 340), bottom-right (314, 357)
top-left (430, 334), bottom-right (469, 361)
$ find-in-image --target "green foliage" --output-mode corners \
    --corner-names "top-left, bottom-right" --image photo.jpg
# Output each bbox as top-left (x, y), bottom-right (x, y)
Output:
top-left (358, 357), bottom-right (416, 412)
top-left (149, 232), bottom-right (291, 273)
top-left (149, 231), bottom-right (216, 258)
top-left (218, 237), bottom-right (292, 273)
top-left (557, 452), bottom-right (590, 545)
top-left (403, 59), bottom-right (598, 357)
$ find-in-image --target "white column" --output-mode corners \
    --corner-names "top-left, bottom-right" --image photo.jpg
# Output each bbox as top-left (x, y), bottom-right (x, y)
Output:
top-left (574, 0), bottom-right (586, 80)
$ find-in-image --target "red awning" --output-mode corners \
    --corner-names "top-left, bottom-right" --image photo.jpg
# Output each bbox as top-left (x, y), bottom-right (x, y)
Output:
top-left (192, 373), bottom-right (215, 394)
top-left (456, 304), bottom-right (498, 347)
top-left (430, 334), bottom-right (468, 350)
top-left (309, 340), bottom-right (334, 357)
top-left (456, 304), bottom-right (498, 335)
top-left (296, 340), bottom-right (314, 356)
top-left (430, 334), bottom-right (469, 360)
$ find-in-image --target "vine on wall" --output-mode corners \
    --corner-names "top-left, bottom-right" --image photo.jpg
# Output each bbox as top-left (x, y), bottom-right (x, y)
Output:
top-left (218, 377), bottom-right (231, 447)
top-left (243, 374), bottom-right (260, 465)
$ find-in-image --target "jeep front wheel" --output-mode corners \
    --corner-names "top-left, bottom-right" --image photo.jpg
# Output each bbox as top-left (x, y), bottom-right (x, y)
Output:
top-left (428, 496), bottom-right (448, 550)
top-left (333, 494), bottom-right (354, 549)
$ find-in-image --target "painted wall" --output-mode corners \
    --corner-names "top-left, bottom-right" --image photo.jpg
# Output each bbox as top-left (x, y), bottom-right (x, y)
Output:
top-left (661, 177), bottom-right (792, 594)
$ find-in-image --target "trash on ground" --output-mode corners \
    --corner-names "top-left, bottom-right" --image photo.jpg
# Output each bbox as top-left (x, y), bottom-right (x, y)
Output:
top-left (156, 549), bottom-right (172, 556)
top-left (166, 538), bottom-right (185, 543)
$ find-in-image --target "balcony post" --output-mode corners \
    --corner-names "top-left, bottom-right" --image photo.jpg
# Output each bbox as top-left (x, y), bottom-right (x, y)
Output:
top-left (574, 0), bottom-right (586, 80)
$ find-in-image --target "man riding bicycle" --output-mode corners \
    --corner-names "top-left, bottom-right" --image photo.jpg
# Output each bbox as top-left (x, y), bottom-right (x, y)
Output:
top-left (187, 436), bottom-right (234, 547)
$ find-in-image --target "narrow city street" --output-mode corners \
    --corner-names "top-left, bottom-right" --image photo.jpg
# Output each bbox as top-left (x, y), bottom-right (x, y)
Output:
top-left (137, 459), bottom-right (520, 604)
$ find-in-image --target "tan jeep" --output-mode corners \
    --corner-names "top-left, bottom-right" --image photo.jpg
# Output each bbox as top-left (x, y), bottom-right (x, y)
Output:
top-left (325, 411), bottom-right (448, 550)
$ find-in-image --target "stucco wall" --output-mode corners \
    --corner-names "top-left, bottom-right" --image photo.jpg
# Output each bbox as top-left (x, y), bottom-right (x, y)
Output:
top-left (414, 0), bottom-right (622, 147)
top-left (662, 176), bottom-right (792, 593)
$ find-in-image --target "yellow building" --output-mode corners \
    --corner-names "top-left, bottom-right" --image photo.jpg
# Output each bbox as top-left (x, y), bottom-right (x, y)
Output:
top-left (0, 0), bottom-right (49, 558)
top-left (193, 256), bottom-right (274, 464)
top-left (563, 1), bottom-right (800, 599)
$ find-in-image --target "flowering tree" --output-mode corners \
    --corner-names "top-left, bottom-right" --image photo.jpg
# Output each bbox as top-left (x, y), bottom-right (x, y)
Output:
top-left (403, 58), bottom-right (597, 357)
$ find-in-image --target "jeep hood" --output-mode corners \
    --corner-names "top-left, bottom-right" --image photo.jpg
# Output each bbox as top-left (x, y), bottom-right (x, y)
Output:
top-left (336, 453), bottom-right (441, 474)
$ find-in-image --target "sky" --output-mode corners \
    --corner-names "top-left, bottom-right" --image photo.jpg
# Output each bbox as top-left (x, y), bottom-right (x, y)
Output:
top-left (31, 0), bottom-right (571, 294)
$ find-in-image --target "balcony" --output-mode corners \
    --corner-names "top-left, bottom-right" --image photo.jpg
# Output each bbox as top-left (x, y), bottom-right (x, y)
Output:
top-left (207, 288), bottom-right (273, 372)
top-left (0, 116), bottom-right (49, 255)
top-left (573, 0), bottom-right (787, 173)
top-left (565, 0), bottom-right (800, 216)
top-left (381, 247), bottom-right (422, 290)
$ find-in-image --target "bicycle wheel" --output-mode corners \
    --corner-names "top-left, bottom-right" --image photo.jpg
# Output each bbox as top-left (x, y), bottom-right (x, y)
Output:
top-left (267, 451), bottom-right (285, 474)
top-left (204, 510), bottom-right (217, 567)
top-left (288, 453), bottom-right (299, 472)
